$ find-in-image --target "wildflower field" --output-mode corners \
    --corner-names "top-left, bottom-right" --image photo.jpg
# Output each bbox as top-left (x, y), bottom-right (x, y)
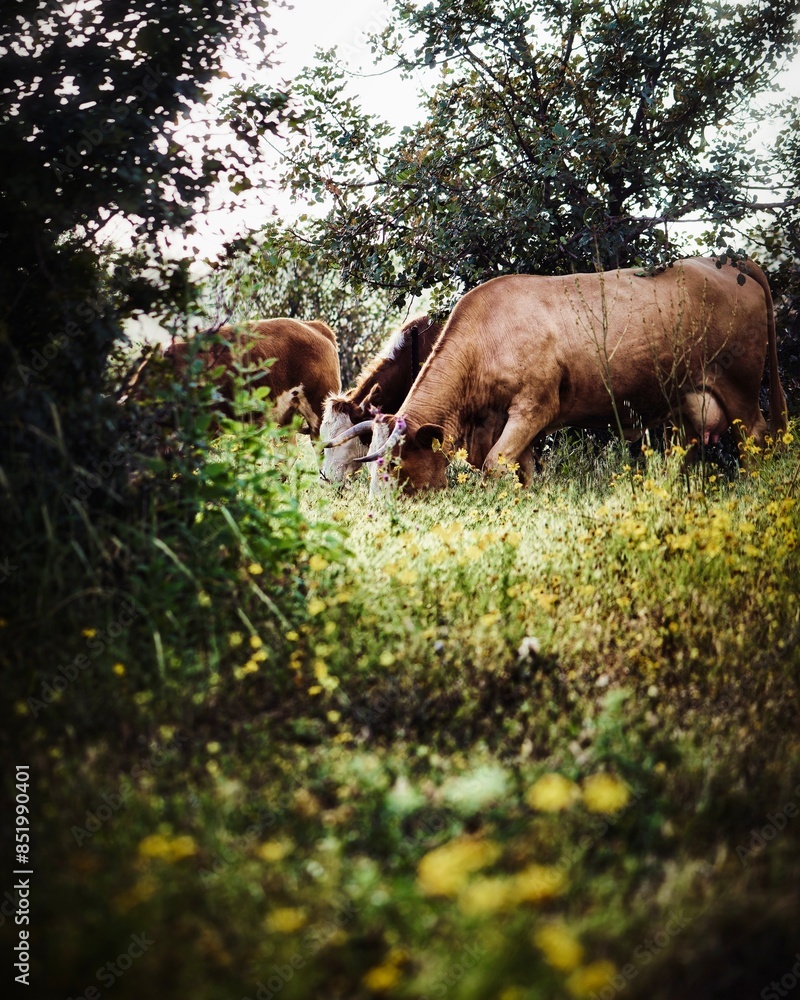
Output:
top-left (5, 428), bottom-right (800, 1000)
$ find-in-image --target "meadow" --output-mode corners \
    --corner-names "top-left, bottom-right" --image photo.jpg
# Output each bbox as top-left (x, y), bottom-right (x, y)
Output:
top-left (5, 416), bottom-right (800, 1000)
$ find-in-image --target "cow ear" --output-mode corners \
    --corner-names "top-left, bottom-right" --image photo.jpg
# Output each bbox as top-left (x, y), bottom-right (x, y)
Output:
top-left (415, 423), bottom-right (445, 449)
top-left (361, 383), bottom-right (382, 413)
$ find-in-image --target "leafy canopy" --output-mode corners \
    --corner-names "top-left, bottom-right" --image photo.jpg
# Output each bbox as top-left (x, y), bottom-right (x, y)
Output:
top-left (281, 0), bottom-right (800, 309)
top-left (204, 224), bottom-right (403, 386)
top-left (0, 0), bottom-right (287, 406)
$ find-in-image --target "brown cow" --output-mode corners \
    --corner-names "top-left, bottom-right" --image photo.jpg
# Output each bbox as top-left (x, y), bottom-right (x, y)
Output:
top-left (319, 314), bottom-right (443, 482)
top-left (366, 408), bottom-right (536, 493)
top-left (352, 257), bottom-right (787, 492)
top-left (163, 318), bottom-right (341, 435)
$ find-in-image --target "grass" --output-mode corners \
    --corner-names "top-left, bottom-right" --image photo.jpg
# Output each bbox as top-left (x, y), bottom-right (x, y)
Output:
top-left (4, 422), bottom-right (800, 1000)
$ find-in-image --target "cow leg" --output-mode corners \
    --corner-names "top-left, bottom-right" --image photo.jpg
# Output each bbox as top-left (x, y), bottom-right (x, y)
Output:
top-left (709, 386), bottom-right (769, 466)
top-left (482, 414), bottom-right (541, 480)
top-left (517, 447), bottom-right (537, 486)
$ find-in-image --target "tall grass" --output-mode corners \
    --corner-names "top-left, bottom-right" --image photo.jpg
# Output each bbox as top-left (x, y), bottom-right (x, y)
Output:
top-left (4, 413), bottom-right (799, 1000)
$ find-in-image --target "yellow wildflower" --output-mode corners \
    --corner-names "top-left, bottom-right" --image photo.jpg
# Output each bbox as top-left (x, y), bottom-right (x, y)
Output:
top-left (566, 961), bottom-right (618, 998)
top-left (534, 922), bottom-right (585, 972)
top-left (112, 663), bottom-right (126, 676)
top-left (363, 961), bottom-right (401, 992)
top-left (197, 591), bottom-right (212, 607)
top-left (417, 837), bottom-right (500, 896)
top-left (257, 840), bottom-right (293, 863)
top-left (308, 597), bottom-right (326, 616)
top-left (113, 875), bottom-right (158, 912)
top-left (512, 863), bottom-right (566, 903)
top-left (265, 908), bottom-right (306, 933)
top-left (81, 628), bottom-right (97, 638)
top-left (526, 773), bottom-right (581, 812)
top-left (247, 562), bottom-right (264, 575)
top-left (138, 833), bottom-right (197, 862)
top-left (458, 876), bottom-right (513, 915)
top-left (582, 773), bottom-right (631, 814)
top-left (308, 554), bottom-right (329, 572)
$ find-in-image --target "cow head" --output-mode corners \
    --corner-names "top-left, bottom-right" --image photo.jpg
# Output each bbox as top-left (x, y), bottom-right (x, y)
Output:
top-left (354, 416), bottom-right (447, 494)
top-left (319, 389), bottom-right (382, 484)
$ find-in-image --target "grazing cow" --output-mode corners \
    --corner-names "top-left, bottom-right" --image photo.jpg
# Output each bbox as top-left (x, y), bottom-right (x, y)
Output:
top-left (273, 385), bottom-right (321, 434)
top-left (366, 408), bottom-right (536, 493)
top-left (319, 315), bottom-right (443, 482)
top-left (351, 257), bottom-right (787, 492)
top-left (162, 318), bottom-right (341, 436)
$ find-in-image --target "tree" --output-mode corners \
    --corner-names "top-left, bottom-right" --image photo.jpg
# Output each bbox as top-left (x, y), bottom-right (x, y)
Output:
top-left (204, 224), bottom-right (405, 385)
top-left (0, 0), bottom-right (288, 418)
top-left (279, 0), bottom-right (800, 312)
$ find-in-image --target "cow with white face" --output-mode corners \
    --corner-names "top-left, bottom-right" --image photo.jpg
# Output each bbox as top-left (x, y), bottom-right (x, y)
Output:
top-left (319, 315), bottom-right (443, 484)
top-left (349, 257), bottom-right (787, 493)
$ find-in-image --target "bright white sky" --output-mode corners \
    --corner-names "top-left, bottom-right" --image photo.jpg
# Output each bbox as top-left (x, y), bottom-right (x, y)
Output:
top-left (192, 0), bottom-right (424, 255)
top-left (268, 0), bottom-right (416, 119)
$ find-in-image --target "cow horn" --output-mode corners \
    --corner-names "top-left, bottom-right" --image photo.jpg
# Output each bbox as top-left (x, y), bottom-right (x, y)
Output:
top-left (353, 419), bottom-right (407, 464)
top-left (322, 419), bottom-right (375, 449)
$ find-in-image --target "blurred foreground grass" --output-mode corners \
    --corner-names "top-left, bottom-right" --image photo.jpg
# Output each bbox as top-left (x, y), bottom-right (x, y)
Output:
top-left (4, 428), bottom-right (800, 1000)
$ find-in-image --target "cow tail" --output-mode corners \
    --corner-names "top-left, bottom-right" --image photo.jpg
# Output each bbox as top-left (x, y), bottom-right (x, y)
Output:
top-left (744, 261), bottom-right (788, 435)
